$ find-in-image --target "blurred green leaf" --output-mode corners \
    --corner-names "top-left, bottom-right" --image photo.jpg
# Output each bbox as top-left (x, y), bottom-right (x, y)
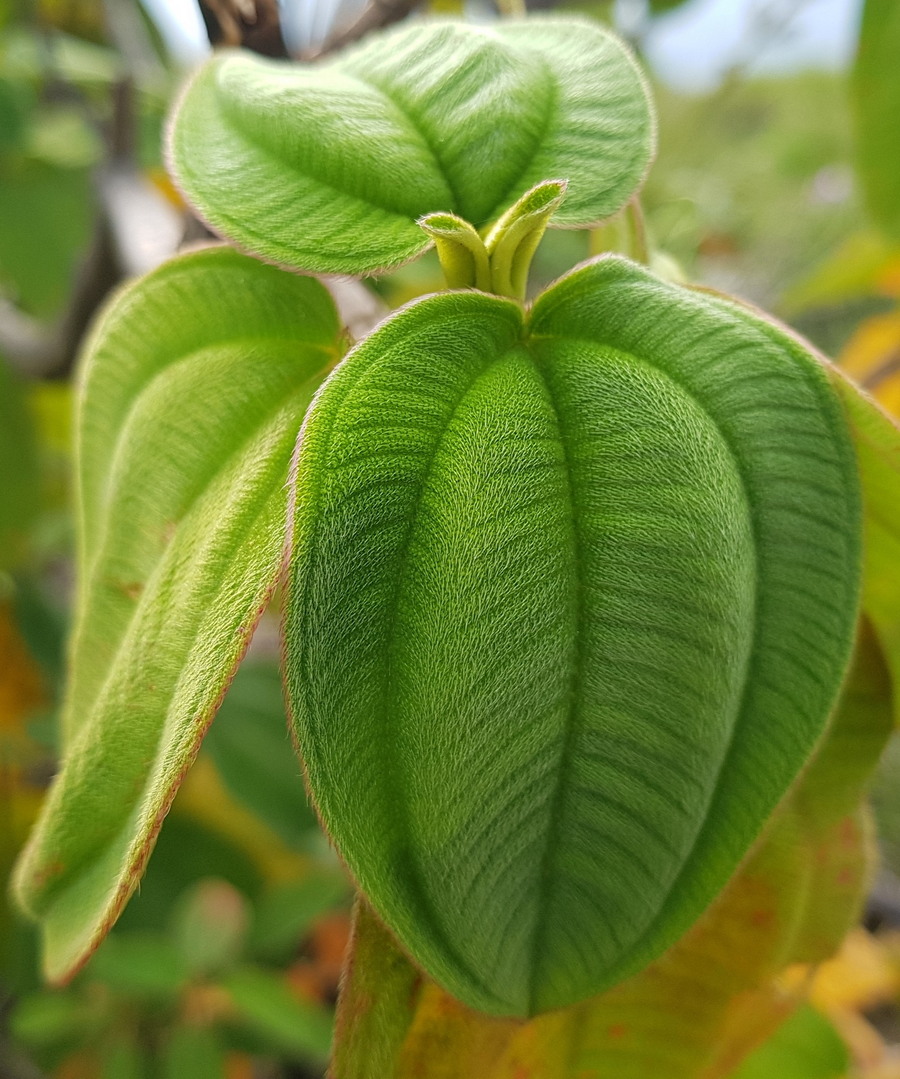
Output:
top-left (852, 0), bottom-right (900, 238)
top-left (331, 901), bottom-right (422, 1079)
top-left (203, 662), bottom-right (319, 850)
top-left (648, 0), bottom-right (692, 13)
top-left (732, 1005), bottom-right (848, 1078)
top-left (222, 966), bottom-right (333, 1062)
top-left (250, 873), bottom-right (351, 962)
top-left (0, 159), bottom-right (93, 318)
top-left (0, 358), bottom-right (39, 571)
top-left (0, 74), bottom-right (33, 152)
top-left (11, 989), bottom-right (99, 1049)
top-left (161, 1025), bottom-right (226, 1079)
top-left (781, 230), bottom-right (900, 314)
top-left (830, 372), bottom-right (900, 723)
top-left (0, 27), bottom-right (120, 91)
top-left (28, 103), bottom-right (103, 169)
top-left (115, 814), bottom-right (263, 935)
top-left (101, 1035), bottom-right (150, 1079)
top-left (172, 879), bottom-right (248, 977)
top-left (89, 933), bottom-right (189, 1000)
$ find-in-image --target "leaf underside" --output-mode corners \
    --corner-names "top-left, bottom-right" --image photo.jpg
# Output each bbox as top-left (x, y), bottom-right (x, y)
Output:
top-left (167, 18), bottom-right (654, 276)
top-left (13, 246), bottom-right (342, 983)
top-left (332, 623), bottom-right (890, 1078)
top-left (285, 255), bottom-right (861, 1017)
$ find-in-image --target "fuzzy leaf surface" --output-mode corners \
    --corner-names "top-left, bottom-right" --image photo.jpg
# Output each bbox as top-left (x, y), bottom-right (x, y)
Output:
top-left (168, 18), bottom-right (654, 276)
top-left (285, 255), bottom-right (861, 1017)
top-left (830, 372), bottom-right (900, 724)
top-left (13, 246), bottom-right (342, 983)
top-left (332, 624), bottom-right (890, 1078)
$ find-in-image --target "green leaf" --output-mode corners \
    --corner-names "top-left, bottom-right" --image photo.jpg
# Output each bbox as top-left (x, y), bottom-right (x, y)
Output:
top-left (12, 246), bottom-right (342, 984)
top-left (284, 255), bottom-right (861, 1017)
top-left (162, 1026), bottom-right (227, 1079)
top-left (732, 1005), bottom-right (848, 1079)
top-left (829, 372), bottom-right (900, 724)
top-left (172, 879), bottom-right (248, 976)
top-left (0, 357), bottom-right (39, 571)
top-left (852, 0), bottom-right (900, 238)
top-left (168, 17), bottom-right (654, 276)
top-left (222, 966), bottom-right (333, 1061)
top-left (332, 622), bottom-right (891, 1078)
top-left (89, 933), bottom-right (189, 1000)
top-left (250, 874), bottom-right (351, 961)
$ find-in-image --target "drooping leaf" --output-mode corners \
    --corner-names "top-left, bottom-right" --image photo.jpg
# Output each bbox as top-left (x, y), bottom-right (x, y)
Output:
top-left (852, 0), bottom-right (900, 238)
top-left (168, 17), bottom-right (654, 276)
top-left (284, 254), bottom-right (861, 1017)
top-left (13, 245), bottom-right (343, 983)
top-left (333, 623), bottom-right (890, 1078)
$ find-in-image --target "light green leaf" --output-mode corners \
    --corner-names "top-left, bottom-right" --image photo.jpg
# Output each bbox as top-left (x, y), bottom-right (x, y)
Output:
top-left (829, 371), bottom-right (900, 723)
top-left (852, 0), bottom-right (900, 238)
top-left (168, 17), bottom-right (654, 276)
top-left (13, 246), bottom-right (342, 984)
top-left (733, 1005), bottom-right (848, 1079)
top-left (284, 255), bottom-right (861, 1018)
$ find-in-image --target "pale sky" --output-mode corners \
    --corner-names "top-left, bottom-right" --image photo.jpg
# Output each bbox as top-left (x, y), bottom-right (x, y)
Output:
top-left (634, 0), bottom-right (864, 90)
top-left (139, 0), bottom-right (865, 86)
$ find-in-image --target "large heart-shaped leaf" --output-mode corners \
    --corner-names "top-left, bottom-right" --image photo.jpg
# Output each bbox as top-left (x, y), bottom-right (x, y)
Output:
top-left (332, 623), bottom-right (891, 1077)
top-left (284, 255), bottom-right (861, 1017)
top-left (167, 18), bottom-right (654, 276)
top-left (13, 246), bottom-right (343, 983)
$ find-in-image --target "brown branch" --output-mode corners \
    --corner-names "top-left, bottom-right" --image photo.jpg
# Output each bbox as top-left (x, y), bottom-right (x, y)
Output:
top-left (305, 0), bottom-right (422, 60)
top-left (199, 0), bottom-right (288, 56)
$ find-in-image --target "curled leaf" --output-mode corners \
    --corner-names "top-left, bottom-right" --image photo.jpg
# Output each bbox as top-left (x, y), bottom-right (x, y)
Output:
top-left (13, 246), bottom-right (342, 983)
top-left (168, 18), bottom-right (654, 275)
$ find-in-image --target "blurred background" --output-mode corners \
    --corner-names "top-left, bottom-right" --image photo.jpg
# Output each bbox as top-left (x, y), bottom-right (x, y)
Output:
top-left (2, 0), bottom-right (900, 1076)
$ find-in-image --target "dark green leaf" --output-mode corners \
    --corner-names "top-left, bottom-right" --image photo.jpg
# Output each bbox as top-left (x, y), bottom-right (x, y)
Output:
top-left (285, 255), bottom-right (860, 1017)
